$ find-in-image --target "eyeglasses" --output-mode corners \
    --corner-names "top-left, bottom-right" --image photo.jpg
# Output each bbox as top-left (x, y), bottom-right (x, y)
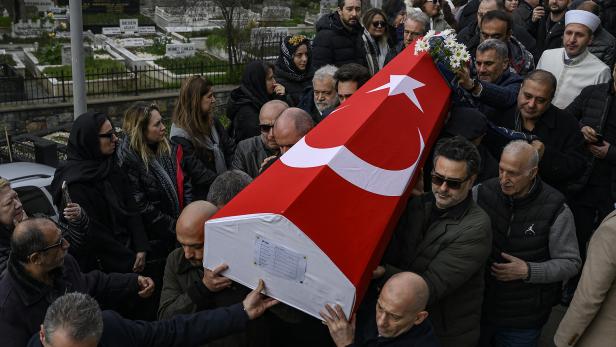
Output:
top-left (98, 131), bottom-right (117, 139)
top-left (34, 236), bottom-right (66, 253)
top-left (431, 172), bottom-right (469, 190)
top-left (372, 20), bottom-right (386, 28)
top-left (259, 124), bottom-right (274, 133)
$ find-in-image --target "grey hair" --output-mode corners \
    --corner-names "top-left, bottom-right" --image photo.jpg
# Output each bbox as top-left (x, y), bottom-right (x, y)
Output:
top-left (207, 170), bottom-right (253, 206)
top-left (43, 293), bottom-right (103, 344)
top-left (503, 140), bottom-right (539, 169)
top-left (313, 65), bottom-right (338, 84)
top-left (480, 0), bottom-right (505, 10)
top-left (477, 39), bottom-right (509, 60)
top-left (405, 10), bottom-right (429, 31)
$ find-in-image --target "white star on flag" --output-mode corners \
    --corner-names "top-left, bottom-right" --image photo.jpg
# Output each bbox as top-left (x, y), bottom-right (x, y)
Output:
top-left (367, 75), bottom-right (426, 112)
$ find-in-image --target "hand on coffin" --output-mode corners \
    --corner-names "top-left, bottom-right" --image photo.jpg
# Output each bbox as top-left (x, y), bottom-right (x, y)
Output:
top-left (372, 266), bottom-right (386, 279)
top-left (133, 252), bottom-right (146, 273)
top-left (491, 252), bottom-right (529, 282)
top-left (203, 263), bottom-right (233, 292)
top-left (137, 276), bottom-right (155, 298)
top-left (320, 304), bottom-right (356, 347)
top-left (242, 279), bottom-right (279, 319)
top-left (260, 155), bottom-right (278, 173)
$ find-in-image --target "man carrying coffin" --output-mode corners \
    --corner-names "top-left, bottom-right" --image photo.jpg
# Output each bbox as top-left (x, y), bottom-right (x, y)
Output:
top-left (375, 136), bottom-right (492, 347)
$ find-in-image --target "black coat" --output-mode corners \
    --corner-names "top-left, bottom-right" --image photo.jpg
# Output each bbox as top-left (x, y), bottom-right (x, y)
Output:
top-left (566, 81), bottom-right (616, 198)
top-left (457, 0), bottom-right (480, 32)
top-left (0, 254), bottom-right (139, 347)
top-left (117, 140), bottom-right (190, 260)
top-left (312, 12), bottom-right (367, 69)
top-left (530, 16), bottom-right (565, 64)
top-left (487, 105), bottom-right (588, 194)
top-left (274, 69), bottom-right (313, 107)
top-left (27, 304), bottom-right (249, 347)
top-left (170, 118), bottom-right (236, 201)
top-left (601, 0), bottom-right (616, 37)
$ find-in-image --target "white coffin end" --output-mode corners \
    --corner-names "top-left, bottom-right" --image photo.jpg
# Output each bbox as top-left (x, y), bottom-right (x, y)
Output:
top-left (204, 213), bottom-right (356, 320)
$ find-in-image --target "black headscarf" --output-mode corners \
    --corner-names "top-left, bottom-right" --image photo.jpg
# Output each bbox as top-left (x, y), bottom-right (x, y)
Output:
top-left (239, 61), bottom-right (273, 107)
top-left (51, 112), bottom-right (133, 216)
top-left (275, 35), bottom-right (314, 83)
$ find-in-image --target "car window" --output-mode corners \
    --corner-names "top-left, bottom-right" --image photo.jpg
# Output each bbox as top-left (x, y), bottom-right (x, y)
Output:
top-left (14, 186), bottom-right (57, 218)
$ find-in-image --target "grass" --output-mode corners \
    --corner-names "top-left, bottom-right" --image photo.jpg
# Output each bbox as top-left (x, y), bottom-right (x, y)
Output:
top-left (0, 54), bottom-right (16, 66)
top-left (35, 43), bottom-right (62, 65)
top-left (0, 17), bottom-right (11, 28)
top-left (42, 57), bottom-right (126, 80)
top-left (155, 52), bottom-right (225, 74)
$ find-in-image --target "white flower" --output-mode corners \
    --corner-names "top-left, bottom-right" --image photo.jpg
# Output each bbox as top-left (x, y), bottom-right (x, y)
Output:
top-left (424, 30), bottom-right (436, 40)
top-left (459, 50), bottom-right (471, 62)
top-left (444, 36), bottom-right (457, 49)
top-left (449, 56), bottom-right (462, 69)
top-left (414, 39), bottom-right (429, 55)
top-left (441, 29), bottom-right (454, 37)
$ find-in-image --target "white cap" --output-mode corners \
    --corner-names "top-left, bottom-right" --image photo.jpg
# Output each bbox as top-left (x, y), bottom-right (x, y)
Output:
top-left (565, 10), bottom-right (601, 32)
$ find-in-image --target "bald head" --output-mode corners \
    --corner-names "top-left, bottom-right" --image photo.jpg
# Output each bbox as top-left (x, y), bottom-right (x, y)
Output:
top-left (273, 108), bottom-right (315, 154)
top-left (260, 100), bottom-right (289, 150)
top-left (376, 272), bottom-right (430, 338)
top-left (176, 201), bottom-right (218, 240)
top-left (382, 272), bottom-right (429, 314)
top-left (11, 218), bottom-right (67, 273)
top-left (176, 201), bottom-right (218, 266)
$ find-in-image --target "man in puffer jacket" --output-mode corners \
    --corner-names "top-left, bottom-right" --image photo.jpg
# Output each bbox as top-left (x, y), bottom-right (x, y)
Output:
top-left (312, 0), bottom-right (367, 69)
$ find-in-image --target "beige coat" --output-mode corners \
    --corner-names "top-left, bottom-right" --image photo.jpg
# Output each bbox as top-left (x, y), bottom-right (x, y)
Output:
top-left (554, 210), bottom-right (616, 347)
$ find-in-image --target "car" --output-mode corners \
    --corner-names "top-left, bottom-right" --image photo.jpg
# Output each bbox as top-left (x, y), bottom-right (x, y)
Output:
top-left (0, 162), bottom-right (58, 220)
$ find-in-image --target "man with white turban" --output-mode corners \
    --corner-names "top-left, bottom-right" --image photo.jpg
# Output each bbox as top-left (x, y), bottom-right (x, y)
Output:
top-left (536, 10), bottom-right (611, 108)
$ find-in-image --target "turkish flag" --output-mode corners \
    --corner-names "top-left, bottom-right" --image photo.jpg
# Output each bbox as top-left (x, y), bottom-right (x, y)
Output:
top-left (204, 49), bottom-right (451, 320)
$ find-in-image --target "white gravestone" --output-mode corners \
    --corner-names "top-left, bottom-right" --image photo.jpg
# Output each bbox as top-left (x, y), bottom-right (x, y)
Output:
top-left (120, 19), bottom-right (139, 34)
top-left (165, 43), bottom-right (196, 58)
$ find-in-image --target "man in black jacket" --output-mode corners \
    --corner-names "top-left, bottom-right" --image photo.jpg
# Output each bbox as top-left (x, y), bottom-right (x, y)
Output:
top-left (565, 65), bottom-right (616, 276)
top-left (0, 218), bottom-right (155, 347)
top-left (474, 141), bottom-right (581, 347)
top-left (486, 69), bottom-right (587, 195)
top-left (529, 0), bottom-right (569, 62)
top-left (320, 272), bottom-right (440, 347)
top-left (312, 0), bottom-right (367, 69)
top-left (29, 283), bottom-right (277, 347)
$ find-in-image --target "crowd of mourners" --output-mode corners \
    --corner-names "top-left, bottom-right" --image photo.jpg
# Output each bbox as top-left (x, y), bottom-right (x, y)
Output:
top-left (1, 0), bottom-right (616, 346)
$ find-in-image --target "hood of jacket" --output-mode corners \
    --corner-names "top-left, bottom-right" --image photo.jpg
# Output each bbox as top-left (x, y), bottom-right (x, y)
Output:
top-left (316, 12), bottom-right (360, 35)
top-left (170, 124), bottom-right (193, 141)
top-left (226, 87), bottom-right (259, 122)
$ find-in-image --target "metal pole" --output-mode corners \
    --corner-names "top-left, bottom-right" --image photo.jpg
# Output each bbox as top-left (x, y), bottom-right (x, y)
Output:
top-left (69, 0), bottom-right (86, 118)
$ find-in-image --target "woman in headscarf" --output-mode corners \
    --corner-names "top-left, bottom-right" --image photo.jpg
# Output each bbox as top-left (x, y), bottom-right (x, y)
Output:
top-left (118, 102), bottom-right (190, 266)
top-left (274, 35), bottom-right (314, 106)
top-left (227, 60), bottom-right (287, 143)
top-left (171, 76), bottom-right (235, 201)
top-left (51, 111), bottom-right (149, 274)
top-left (362, 8), bottom-right (392, 75)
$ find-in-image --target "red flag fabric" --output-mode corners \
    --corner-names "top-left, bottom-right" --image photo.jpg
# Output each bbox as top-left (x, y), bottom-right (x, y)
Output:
top-left (204, 49), bottom-right (451, 319)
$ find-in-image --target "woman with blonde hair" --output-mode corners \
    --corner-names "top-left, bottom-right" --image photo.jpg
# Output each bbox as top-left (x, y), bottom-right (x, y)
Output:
top-left (171, 76), bottom-right (235, 200)
top-left (118, 102), bottom-right (189, 262)
top-left (361, 8), bottom-right (392, 75)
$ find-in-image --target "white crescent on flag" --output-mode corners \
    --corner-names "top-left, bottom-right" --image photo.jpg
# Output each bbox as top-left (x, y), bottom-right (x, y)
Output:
top-left (280, 128), bottom-right (425, 197)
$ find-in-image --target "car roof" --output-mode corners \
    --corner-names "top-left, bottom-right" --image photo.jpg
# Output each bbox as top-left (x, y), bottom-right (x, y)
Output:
top-left (0, 162), bottom-right (56, 188)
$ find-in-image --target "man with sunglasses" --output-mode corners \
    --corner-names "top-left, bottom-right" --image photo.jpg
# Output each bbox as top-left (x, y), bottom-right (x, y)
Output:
top-left (232, 100), bottom-right (288, 178)
top-left (474, 140), bottom-right (580, 347)
top-left (375, 136), bottom-right (492, 347)
top-left (0, 218), bottom-right (155, 347)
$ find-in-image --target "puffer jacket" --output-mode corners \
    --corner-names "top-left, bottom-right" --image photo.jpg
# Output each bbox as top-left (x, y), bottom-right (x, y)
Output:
top-left (170, 119), bottom-right (235, 201)
top-left (530, 16), bottom-right (565, 64)
top-left (117, 139), bottom-right (191, 259)
top-left (588, 26), bottom-right (616, 68)
top-left (312, 12), bottom-right (367, 69)
top-left (565, 81), bottom-right (616, 198)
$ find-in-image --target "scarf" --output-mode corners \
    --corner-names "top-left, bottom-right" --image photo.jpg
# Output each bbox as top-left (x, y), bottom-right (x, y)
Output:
top-left (170, 124), bottom-right (227, 175)
top-left (275, 35), bottom-right (314, 83)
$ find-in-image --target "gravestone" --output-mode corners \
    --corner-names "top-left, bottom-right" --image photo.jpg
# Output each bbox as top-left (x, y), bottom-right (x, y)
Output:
top-left (261, 6), bottom-right (291, 22)
top-left (250, 27), bottom-right (288, 46)
top-left (120, 18), bottom-right (138, 34)
top-left (61, 44), bottom-right (93, 65)
top-left (165, 43), bottom-right (196, 58)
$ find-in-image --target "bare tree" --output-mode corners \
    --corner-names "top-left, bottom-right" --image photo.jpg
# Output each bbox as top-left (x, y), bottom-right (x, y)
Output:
top-left (211, 0), bottom-right (255, 68)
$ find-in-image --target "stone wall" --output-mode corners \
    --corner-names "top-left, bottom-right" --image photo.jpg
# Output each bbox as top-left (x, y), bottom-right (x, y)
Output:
top-left (0, 86), bottom-right (235, 135)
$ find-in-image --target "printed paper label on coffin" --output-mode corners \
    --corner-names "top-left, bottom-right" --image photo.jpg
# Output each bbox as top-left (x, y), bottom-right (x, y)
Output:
top-left (204, 50), bottom-right (451, 320)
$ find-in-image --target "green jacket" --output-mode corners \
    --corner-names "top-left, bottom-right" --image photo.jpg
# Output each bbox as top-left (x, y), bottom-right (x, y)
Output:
top-left (384, 194), bottom-right (492, 347)
top-left (158, 248), bottom-right (269, 347)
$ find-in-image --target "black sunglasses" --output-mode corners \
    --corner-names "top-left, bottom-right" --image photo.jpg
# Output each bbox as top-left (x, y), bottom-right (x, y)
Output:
top-left (98, 130), bottom-right (117, 139)
top-left (372, 20), bottom-right (386, 28)
top-left (259, 124), bottom-right (274, 133)
top-left (34, 236), bottom-right (66, 253)
top-left (431, 172), bottom-right (469, 190)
